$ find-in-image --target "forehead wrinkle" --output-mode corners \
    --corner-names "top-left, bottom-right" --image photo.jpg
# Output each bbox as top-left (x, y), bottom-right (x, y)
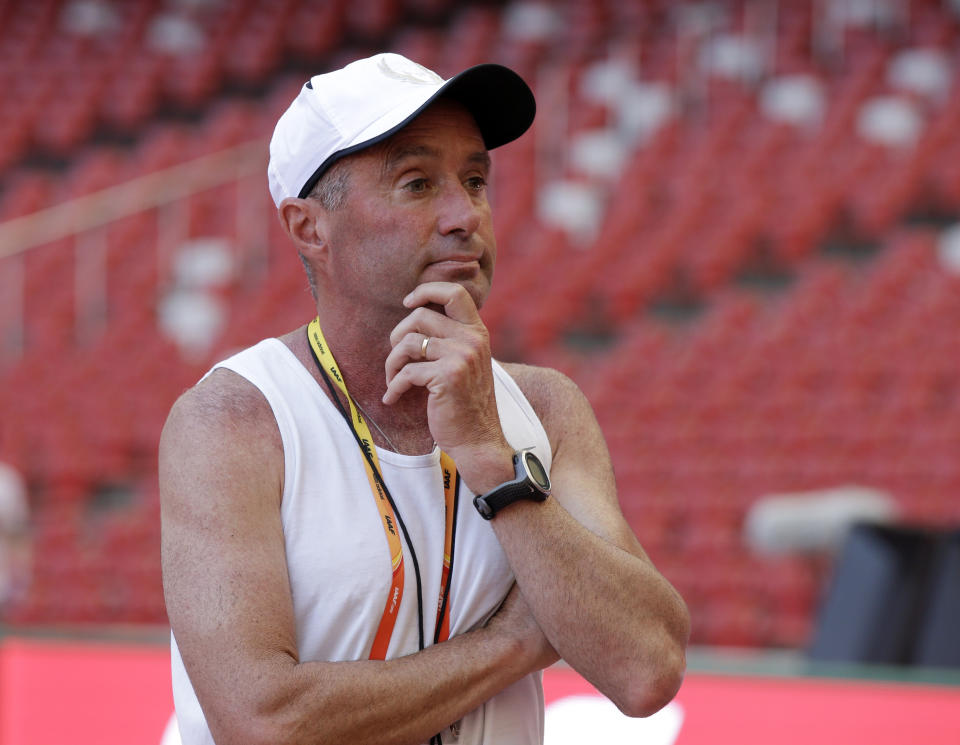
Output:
top-left (378, 142), bottom-right (492, 180)
top-left (380, 143), bottom-right (439, 178)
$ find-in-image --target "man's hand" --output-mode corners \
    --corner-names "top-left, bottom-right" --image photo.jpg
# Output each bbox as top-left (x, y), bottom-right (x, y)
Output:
top-left (383, 281), bottom-right (514, 491)
top-left (487, 583), bottom-right (560, 673)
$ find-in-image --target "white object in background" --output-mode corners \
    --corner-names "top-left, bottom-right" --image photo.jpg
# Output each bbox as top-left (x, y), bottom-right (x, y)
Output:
top-left (744, 485), bottom-right (899, 555)
top-left (760, 75), bottom-right (826, 129)
top-left (159, 238), bottom-right (235, 358)
top-left (537, 181), bottom-right (604, 241)
top-left (856, 96), bottom-right (924, 147)
top-left (60, 0), bottom-right (120, 35)
top-left (0, 463), bottom-right (28, 534)
top-left (826, 0), bottom-right (899, 28)
top-left (699, 33), bottom-right (765, 81)
top-left (158, 289), bottom-right (227, 360)
top-left (618, 82), bottom-right (674, 145)
top-left (569, 130), bottom-right (628, 180)
top-left (0, 461), bottom-right (30, 607)
top-left (545, 695), bottom-right (684, 745)
top-left (146, 13), bottom-right (207, 55)
top-left (580, 59), bottom-right (637, 106)
top-left (173, 238), bottom-right (235, 289)
top-left (938, 223), bottom-right (960, 275)
top-left (888, 47), bottom-right (954, 102)
top-left (170, 0), bottom-right (224, 10)
top-left (502, 1), bottom-right (561, 41)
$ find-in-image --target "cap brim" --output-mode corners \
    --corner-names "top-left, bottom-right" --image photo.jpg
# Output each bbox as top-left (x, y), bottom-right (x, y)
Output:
top-left (442, 63), bottom-right (537, 151)
top-left (298, 63), bottom-right (535, 199)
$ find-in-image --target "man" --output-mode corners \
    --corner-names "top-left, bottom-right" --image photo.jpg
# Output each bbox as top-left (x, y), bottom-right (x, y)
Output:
top-left (160, 53), bottom-right (689, 745)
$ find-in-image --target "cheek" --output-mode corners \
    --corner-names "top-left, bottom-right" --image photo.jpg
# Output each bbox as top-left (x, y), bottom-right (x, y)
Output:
top-left (328, 212), bottom-right (395, 267)
top-left (341, 205), bottom-right (425, 252)
top-left (485, 232), bottom-right (497, 263)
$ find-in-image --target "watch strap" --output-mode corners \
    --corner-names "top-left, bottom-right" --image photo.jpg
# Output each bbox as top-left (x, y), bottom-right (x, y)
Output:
top-left (473, 449), bottom-right (550, 520)
top-left (475, 480), bottom-right (538, 519)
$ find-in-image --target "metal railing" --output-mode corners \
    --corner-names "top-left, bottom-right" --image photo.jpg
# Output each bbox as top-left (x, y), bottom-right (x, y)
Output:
top-left (0, 140), bottom-right (270, 361)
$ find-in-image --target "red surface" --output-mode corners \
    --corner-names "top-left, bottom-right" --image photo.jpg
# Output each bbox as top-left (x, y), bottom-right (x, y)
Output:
top-left (1, 638), bottom-right (959, 744)
top-left (0, 638), bottom-right (173, 745)
top-left (545, 667), bottom-right (960, 744)
top-left (675, 674), bottom-right (960, 743)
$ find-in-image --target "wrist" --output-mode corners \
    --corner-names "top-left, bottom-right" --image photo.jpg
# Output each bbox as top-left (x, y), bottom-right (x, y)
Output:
top-left (472, 447), bottom-right (552, 521)
top-left (449, 440), bottom-right (516, 495)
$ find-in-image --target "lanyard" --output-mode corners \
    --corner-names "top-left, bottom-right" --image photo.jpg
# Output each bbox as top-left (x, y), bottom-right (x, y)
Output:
top-left (306, 318), bottom-right (460, 660)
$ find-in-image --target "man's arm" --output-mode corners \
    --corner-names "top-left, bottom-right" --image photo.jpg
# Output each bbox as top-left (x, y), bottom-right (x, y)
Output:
top-left (497, 363), bottom-right (690, 716)
top-left (160, 369), bottom-right (556, 745)
top-left (384, 282), bottom-right (689, 718)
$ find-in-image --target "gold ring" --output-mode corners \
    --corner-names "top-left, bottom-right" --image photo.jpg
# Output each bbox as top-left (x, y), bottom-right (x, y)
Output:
top-left (420, 336), bottom-right (431, 359)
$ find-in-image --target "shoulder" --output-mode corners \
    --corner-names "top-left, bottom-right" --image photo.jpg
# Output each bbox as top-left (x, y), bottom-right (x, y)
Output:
top-left (498, 362), bottom-right (583, 405)
top-left (164, 367), bottom-right (278, 440)
top-left (498, 364), bottom-right (623, 540)
top-left (159, 368), bottom-right (284, 502)
top-left (498, 362), bottom-right (599, 450)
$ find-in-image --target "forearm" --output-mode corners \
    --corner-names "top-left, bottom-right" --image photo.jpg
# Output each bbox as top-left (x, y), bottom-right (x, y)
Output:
top-left (278, 634), bottom-right (520, 745)
top-left (199, 595), bottom-right (549, 745)
top-left (489, 498), bottom-right (689, 717)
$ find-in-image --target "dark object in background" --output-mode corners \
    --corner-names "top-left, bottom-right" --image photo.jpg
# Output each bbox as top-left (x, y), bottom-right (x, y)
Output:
top-left (809, 523), bottom-right (960, 668)
top-left (913, 530), bottom-right (960, 668)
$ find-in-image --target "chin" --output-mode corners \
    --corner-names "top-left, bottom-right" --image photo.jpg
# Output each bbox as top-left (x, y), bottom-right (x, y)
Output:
top-left (418, 271), bottom-right (491, 311)
top-left (464, 277), bottom-right (491, 310)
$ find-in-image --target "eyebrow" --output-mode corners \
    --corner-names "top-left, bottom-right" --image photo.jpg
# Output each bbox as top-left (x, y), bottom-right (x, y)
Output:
top-left (381, 144), bottom-right (491, 177)
top-left (470, 150), bottom-right (493, 172)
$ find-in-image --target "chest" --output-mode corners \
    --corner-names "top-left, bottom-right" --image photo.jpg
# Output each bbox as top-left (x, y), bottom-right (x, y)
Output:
top-left (281, 441), bottom-right (514, 661)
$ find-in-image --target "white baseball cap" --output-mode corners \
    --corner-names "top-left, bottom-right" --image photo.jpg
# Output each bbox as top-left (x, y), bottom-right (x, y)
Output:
top-left (267, 52), bottom-right (536, 207)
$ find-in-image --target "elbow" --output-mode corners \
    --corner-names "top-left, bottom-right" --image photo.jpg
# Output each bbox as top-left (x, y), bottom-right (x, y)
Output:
top-left (208, 721), bottom-right (264, 745)
top-left (209, 693), bottom-right (314, 745)
top-left (615, 611), bottom-right (690, 719)
top-left (210, 713), bottom-right (293, 745)
top-left (615, 642), bottom-right (687, 718)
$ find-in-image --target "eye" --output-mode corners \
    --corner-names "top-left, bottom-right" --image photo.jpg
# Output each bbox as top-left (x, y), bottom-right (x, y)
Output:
top-left (465, 176), bottom-right (487, 192)
top-left (404, 178), bottom-right (429, 193)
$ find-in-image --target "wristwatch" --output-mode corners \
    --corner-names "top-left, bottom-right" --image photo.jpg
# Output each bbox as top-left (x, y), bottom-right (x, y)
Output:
top-left (473, 448), bottom-right (552, 520)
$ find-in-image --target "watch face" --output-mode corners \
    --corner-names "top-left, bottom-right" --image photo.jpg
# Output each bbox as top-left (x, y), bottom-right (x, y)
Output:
top-left (523, 451), bottom-right (551, 491)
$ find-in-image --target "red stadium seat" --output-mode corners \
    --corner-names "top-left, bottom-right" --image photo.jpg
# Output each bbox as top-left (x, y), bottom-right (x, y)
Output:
top-left (3, 0), bottom-right (960, 642)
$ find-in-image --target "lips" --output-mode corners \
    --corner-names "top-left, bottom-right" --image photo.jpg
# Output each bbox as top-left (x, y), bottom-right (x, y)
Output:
top-left (424, 256), bottom-right (486, 285)
top-left (428, 258), bottom-right (481, 276)
top-left (430, 254), bottom-right (482, 265)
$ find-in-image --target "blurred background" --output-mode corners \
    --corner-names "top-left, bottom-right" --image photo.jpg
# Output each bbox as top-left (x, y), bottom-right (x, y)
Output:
top-left (1, 0), bottom-right (960, 741)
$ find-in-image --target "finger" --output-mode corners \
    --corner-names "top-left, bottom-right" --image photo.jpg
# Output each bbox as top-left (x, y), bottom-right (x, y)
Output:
top-left (382, 360), bottom-right (435, 405)
top-left (404, 282), bottom-right (481, 324)
top-left (384, 333), bottom-right (438, 385)
top-left (389, 306), bottom-right (458, 348)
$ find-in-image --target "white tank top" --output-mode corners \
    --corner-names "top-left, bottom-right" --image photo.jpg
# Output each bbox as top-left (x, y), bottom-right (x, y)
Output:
top-left (171, 338), bottom-right (552, 745)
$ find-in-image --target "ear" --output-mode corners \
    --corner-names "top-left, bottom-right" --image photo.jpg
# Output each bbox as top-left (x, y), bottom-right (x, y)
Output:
top-left (278, 197), bottom-right (327, 255)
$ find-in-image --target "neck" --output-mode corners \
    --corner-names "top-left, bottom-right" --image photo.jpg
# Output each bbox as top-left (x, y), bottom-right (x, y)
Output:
top-left (299, 308), bottom-right (433, 454)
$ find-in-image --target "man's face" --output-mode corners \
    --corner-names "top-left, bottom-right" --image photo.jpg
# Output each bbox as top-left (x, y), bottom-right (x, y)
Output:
top-left (317, 99), bottom-right (497, 315)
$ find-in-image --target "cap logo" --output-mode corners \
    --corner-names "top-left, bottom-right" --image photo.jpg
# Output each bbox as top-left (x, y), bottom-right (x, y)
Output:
top-left (377, 56), bottom-right (443, 85)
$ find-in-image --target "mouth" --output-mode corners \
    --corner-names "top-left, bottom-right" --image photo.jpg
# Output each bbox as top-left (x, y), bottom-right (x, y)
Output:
top-left (431, 257), bottom-right (480, 267)
top-left (431, 252), bottom-right (482, 265)
top-left (427, 257), bottom-right (482, 277)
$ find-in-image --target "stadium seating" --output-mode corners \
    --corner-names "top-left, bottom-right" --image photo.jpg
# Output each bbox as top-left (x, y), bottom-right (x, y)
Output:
top-left (1, 0), bottom-right (959, 651)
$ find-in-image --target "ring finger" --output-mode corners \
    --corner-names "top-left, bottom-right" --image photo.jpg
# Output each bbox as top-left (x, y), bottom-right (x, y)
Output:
top-left (385, 332), bottom-right (439, 386)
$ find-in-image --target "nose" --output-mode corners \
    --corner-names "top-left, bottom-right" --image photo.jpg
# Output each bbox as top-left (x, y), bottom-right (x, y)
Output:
top-left (436, 179), bottom-right (485, 238)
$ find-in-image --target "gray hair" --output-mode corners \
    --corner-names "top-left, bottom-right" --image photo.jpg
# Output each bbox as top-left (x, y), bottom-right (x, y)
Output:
top-left (299, 159), bottom-right (352, 300)
top-left (306, 158), bottom-right (351, 210)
